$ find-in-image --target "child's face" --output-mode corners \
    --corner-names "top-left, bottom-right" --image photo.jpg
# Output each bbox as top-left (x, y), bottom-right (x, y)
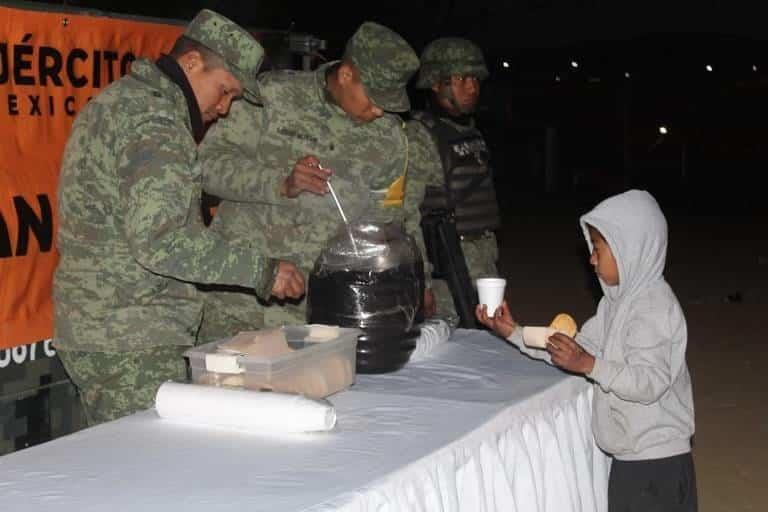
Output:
top-left (588, 225), bottom-right (619, 286)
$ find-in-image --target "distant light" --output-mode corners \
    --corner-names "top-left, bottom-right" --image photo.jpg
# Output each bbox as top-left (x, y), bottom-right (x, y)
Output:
top-left (753, 64), bottom-right (758, 72)
top-left (570, 60), bottom-right (579, 69)
top-left (502, 61), bottom-right (510, 69)
top-left (658, 125), bottom-right (669, 135)
top-left (555, 74), bottom-right (561, 82)
top-left (705, 64), bottom-right (713, 72)
top-left (624, 71), bottom-right (631, 78)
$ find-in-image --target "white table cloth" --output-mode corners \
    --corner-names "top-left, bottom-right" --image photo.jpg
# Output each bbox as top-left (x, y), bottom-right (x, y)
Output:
top-left (0, 329), bottom-right (610, 511)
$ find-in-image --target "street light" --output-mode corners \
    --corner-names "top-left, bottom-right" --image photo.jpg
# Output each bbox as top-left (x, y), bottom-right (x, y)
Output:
top-left (570, 60), bottom-right (579, 69)
top-left (705, 64), bottom-right (713, 72)
top-left (502, 61), bottom-right (510, 69)
top-left (659, 125), bottom-right (669, 135)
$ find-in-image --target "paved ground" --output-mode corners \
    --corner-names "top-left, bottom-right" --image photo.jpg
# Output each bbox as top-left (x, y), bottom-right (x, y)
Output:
top-left (495, 200), bottom-right (767, 512)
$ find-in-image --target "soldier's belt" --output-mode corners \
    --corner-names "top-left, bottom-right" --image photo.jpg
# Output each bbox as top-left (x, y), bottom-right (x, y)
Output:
top-left (458, 230), bottom-right (494, 242)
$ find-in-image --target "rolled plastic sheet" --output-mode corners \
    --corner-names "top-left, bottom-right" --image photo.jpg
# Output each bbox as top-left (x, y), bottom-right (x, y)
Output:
top-left (155, 382), bottom-right (336, 433)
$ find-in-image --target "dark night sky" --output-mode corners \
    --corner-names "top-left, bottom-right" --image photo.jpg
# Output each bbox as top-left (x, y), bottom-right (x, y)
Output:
top-left (27, 1), bottom-right (768, 54)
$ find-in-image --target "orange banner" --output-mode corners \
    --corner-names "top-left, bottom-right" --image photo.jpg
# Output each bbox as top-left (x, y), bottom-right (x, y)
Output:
top-left (0, 5), bottom-right (183, 349)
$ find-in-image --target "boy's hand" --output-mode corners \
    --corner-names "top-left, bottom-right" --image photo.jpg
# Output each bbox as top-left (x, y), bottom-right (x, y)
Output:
top-left (546, 333), bottom-right (595, 374)
top-left (475, 301), bottom-right (516, 338)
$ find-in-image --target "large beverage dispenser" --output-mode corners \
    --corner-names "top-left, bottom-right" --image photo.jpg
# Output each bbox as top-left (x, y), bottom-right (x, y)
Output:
top-left (307, 219), bottom-right (424, 373)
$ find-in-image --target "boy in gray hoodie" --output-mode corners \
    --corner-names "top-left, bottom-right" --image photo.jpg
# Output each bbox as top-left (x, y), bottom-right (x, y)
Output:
top-left (477, 190), bottom-right (697, 512)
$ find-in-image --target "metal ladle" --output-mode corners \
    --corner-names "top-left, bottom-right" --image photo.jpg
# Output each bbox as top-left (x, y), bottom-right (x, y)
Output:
top-left (322, 168), bottom-right (360, 257)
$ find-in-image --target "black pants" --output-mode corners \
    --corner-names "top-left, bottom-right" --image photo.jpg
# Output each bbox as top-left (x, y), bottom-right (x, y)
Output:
top-left (608, 452), bottom-right (698, 512)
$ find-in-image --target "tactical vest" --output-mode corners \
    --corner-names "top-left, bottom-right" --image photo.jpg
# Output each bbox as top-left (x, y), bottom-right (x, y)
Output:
top-left (416, 112), bottom-right (500, 235)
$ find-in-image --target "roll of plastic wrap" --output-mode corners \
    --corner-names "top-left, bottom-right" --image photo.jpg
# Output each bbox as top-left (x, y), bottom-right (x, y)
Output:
top-left (155, 382), bottom-right (337, 433)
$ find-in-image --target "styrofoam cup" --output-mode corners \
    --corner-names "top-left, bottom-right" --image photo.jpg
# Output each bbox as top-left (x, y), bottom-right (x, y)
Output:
top-left (476, 278), bottom-right (506, 315)
top-left (522, 326), bottom-right (557, 349)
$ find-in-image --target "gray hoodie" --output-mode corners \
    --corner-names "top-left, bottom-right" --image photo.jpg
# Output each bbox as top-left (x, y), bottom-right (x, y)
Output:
top-left (507, 190), bottom-right (694, 460)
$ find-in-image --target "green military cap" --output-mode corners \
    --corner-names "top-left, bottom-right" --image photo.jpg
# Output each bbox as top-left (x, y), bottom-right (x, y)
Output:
top-left (416, 37), bottom-right (489, 89)
top-left (184, 9), bottom-right (264, 103)
top-left (343, 22), bottom-right (419, 112)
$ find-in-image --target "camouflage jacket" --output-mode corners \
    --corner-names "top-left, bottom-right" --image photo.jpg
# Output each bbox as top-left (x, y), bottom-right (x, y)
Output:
top-left (54, 59), bottom-right (277, 352)
top-left (199, 63), bottom-right (420, 274)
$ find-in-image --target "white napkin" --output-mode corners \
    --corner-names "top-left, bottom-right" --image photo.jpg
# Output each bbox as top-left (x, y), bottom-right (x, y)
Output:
top-left (155, 382), bottom-right (336, 433)
top-left (410, 318), bottom-right (452, 362)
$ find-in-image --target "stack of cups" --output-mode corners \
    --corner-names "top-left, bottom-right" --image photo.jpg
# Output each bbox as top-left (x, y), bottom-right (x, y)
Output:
top-left (476, 278), bottom-right (507, 315)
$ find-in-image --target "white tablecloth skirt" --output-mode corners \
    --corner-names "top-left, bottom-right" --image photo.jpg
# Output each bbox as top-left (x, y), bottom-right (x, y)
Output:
top-left (312, 385), bottom-right (609, 512)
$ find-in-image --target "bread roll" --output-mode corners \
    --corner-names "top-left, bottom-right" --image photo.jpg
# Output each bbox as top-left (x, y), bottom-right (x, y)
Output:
top-left (549, 313), bottom-right (578, 337)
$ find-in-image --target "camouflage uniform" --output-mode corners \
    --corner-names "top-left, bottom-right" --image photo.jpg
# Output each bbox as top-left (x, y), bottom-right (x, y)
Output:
top-left (410, 38), bottom-right (500, 316)
top-left (197, 22), bottom-right (420, 341)
top-left (53, 10), bottom-right (273, 425)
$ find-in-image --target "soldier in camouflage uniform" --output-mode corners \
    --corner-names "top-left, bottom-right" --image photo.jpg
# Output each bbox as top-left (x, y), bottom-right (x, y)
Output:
top-left (197, 22), bottom-right (425, 340)
top-left (408, 38), bottom-right (501, 320)
top-left (53, 10), bottom-right (305, 426)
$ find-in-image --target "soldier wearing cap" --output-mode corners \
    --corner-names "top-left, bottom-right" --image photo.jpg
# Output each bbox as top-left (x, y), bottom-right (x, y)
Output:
top-left (54, 9), bottom-right (305, 425)
top-left (406, 38), bottom-right (501, 323)
top-left (197, 21), bottom-right (428, 338)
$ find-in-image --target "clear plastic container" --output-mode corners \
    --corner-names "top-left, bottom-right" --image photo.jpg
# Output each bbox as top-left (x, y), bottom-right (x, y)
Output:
top-left (184, 326), bottom-right (360, 399)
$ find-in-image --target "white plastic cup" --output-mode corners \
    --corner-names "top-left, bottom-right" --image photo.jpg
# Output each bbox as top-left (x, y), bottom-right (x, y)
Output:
top-left (476, 278), bottom-right (507, 315)
top-left (522, 326), bottom-right (557, 349)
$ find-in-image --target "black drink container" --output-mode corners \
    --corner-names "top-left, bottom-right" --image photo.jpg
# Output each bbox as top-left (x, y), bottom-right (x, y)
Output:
top-left (307, 220), bottom-right (423, 373)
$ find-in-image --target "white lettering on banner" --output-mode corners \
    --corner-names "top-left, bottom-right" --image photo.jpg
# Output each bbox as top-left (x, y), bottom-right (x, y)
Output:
top-left (12, 344), bottom-right (27, 364)
top-left (0, 339), bottom-right (56, 369)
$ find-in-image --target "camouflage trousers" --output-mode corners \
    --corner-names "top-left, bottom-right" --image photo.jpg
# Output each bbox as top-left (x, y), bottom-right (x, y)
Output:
top-left (430, 278), bottom-right (458, 323)
top-left (429, 232), bottom-right (499, 320)
top-left (56, 346), bottom-right (188, 426)
top-left (197, 289), bottom-right (307, 344)
top-left (462, 231), bottom-right (499, 281)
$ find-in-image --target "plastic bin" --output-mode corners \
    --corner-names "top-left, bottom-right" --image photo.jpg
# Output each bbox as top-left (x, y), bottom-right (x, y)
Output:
top-left (185, 326), bottom-right (359, 399)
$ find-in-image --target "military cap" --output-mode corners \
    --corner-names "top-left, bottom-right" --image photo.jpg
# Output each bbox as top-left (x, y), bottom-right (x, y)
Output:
top-left (184, 9), bottom-right (264, 102)
top-left (343, 22), bottom-right (419, 112)
top-left (416, 37), bottom-right (489, 89)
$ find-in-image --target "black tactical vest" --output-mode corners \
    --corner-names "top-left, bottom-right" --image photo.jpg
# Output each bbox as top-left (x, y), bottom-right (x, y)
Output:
top-left (416, 112), bottom-right (501, 236)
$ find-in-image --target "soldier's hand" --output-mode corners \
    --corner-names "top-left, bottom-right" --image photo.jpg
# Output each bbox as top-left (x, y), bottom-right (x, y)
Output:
top-left (281, 155), bottom-right (332, 198)
top-left (422, 288), bottom-right (437, 318)
top-left (270, 261), bottom-right (305, 300)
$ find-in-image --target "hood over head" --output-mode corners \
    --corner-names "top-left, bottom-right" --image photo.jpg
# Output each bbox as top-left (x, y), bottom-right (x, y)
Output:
top-left (580, 190), bottom-right (668, 302)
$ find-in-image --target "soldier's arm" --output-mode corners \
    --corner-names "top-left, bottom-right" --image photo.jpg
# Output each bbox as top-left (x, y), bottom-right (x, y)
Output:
top-left (119, 114), bottom-right (280, 299)
top-left (198, 100), bottom-right (290, 204)
top-left (404, 121), bottom-right (445, 286)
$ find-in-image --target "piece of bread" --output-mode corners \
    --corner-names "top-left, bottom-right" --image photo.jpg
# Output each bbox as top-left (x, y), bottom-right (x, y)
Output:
top-left (549, 313), bottom-right (578, 337)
